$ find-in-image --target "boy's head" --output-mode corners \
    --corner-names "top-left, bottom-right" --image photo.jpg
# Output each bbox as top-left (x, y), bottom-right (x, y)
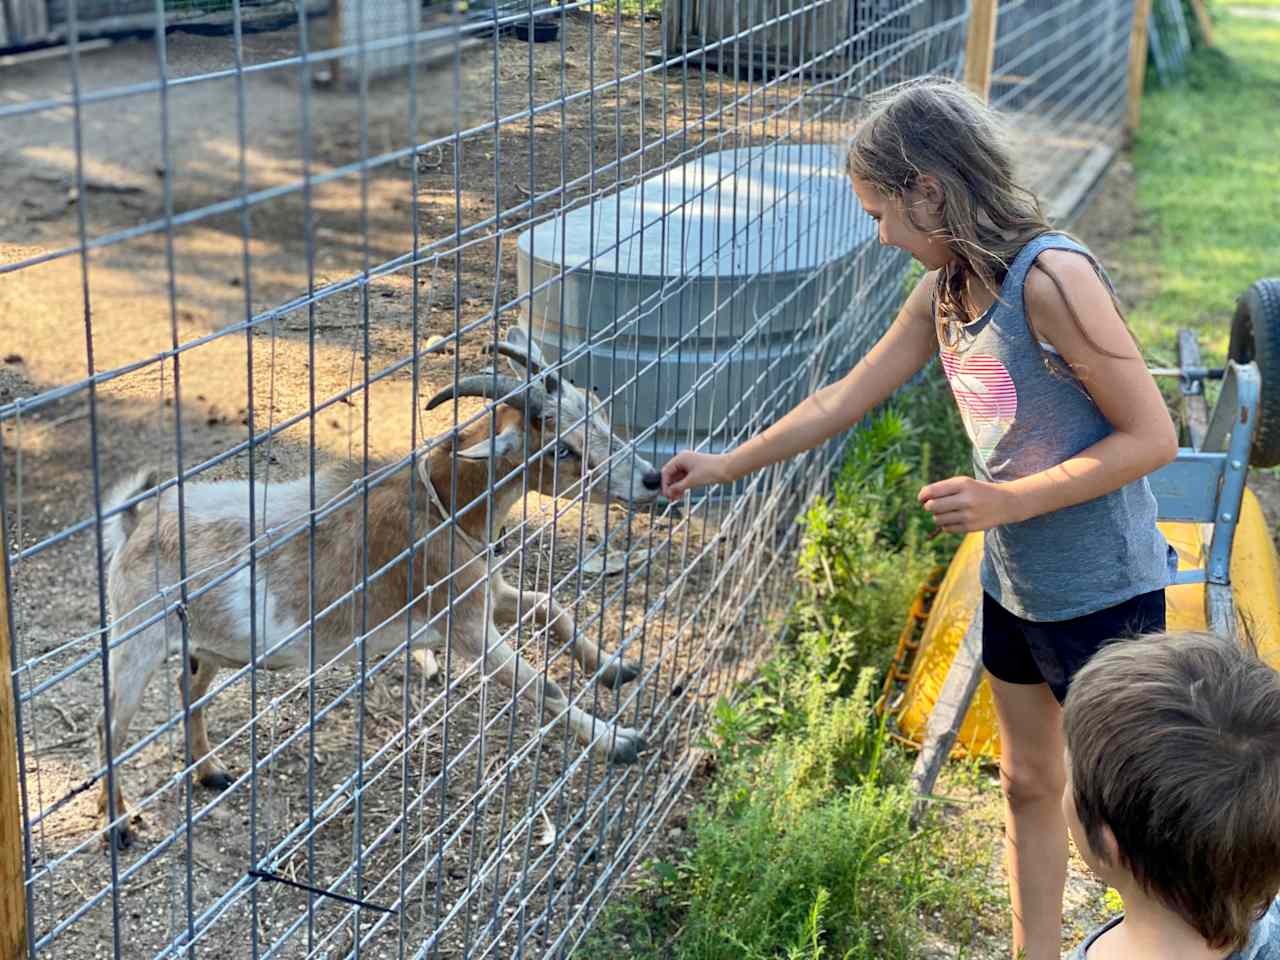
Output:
top-left (1062, 631), bottom-right (1280, 952)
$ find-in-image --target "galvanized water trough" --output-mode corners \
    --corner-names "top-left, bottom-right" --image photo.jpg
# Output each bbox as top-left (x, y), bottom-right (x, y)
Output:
top-left (516, 141), bottom-right (885, 493)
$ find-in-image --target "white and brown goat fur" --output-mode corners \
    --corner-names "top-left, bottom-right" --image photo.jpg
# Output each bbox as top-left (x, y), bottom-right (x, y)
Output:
top-left (96, 328), bottom-right (661, 849)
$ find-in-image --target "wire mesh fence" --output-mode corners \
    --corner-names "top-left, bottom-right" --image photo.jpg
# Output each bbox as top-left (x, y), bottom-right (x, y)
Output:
top-left (2, 1), bottom-right (1138, 957)
top-left (1147, 0), bottom-right (1193, 84)
top-left (988, 0), bottom-right (1137, 219)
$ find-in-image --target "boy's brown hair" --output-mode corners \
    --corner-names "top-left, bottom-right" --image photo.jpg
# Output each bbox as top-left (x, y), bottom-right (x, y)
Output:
top-left (1063, 630), bottom-right (1280, 952)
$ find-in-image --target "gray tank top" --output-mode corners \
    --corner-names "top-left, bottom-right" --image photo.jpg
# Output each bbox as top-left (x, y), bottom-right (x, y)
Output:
top-left (938, 232), bottom-right (1175, 621)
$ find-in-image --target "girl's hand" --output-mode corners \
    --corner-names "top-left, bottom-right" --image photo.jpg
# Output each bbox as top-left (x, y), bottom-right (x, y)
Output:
top-left (918, 476), bottom-right (1014, 533)
top-left (661, 450), bottom-right (733, 499)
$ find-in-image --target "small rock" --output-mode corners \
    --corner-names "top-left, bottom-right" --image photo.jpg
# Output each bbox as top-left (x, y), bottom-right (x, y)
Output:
top-left (425, 334), bottom-right (447, 352)
top-left (3, 354), bottom-right (22, 364)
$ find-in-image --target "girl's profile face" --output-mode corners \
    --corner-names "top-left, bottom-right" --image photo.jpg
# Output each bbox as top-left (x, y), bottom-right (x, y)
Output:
top-left (851, 176), bottom-right (951, 270)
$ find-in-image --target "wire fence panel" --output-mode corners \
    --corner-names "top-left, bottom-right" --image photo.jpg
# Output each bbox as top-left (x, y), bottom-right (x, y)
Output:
top-left (1147, 0), bottom-right (1193, 84)
top-left (2, 1), bottom-right (1129, 957)
top-left (989, 0), bottom-right (1138, 221)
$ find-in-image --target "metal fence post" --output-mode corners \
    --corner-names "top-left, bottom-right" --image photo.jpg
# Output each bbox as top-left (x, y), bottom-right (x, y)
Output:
top-left (0, 560), bottom-right (26, 960)
top-left (963, 0), bottom-right (998, 101)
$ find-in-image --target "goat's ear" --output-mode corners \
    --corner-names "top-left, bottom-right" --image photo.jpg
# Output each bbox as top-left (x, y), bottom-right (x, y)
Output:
top-left (456, 424), bottom-right (522, 461)
top-left (414, 454), bottom-right (431, 490)
top-left (503, 326), bottom-right (549, 376)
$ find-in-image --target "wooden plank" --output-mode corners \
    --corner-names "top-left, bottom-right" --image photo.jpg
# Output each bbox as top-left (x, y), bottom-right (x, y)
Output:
top-left (1049, 142), bottom-right (1116, 226)
top-left (327, 0), bottom-right (343, 87)
top-left (963, 0), bottom-right (998, 101)
top-left (1127, 0), bottom-right (1154, 135)
top-left (0, 561), bottom-right (28, 960)
top-left (1178, 328), bottom-right (1209, 449)
top-left (1, 0), bottom-right (50, 46)
top-left (0, 38), bottom-right (111, 67)
top-left (910, 603), bottom-right (984, 825)
top-left (1189, 0), bottom-right (1213, 46)
top-left (663, 0), bottom-right (683, 53)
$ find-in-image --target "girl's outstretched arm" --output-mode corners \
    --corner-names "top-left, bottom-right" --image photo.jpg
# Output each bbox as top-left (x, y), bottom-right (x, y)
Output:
top-left (661, 271), bottom-right (940, 499)
top-left (920, 250), bottom-right (1178, 532)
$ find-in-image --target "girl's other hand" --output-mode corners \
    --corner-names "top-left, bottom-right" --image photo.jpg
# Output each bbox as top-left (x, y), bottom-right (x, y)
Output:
top-left (661, 450), bottom-right (732, 499)
top-left (918, 476), bottom-right (1015, 532)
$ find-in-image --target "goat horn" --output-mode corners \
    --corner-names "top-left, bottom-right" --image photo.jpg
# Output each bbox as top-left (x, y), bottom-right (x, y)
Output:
top-left (486, 341), bottom-right (550, 378)
top-left (425, 374), bottom-right (546, 420)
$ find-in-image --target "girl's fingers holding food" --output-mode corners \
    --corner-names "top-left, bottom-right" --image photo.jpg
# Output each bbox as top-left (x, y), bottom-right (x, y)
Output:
top-left (661, 451), bottom-right (696, 499)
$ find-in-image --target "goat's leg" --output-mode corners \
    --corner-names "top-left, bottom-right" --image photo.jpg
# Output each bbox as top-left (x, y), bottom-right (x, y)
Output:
top-left (96, 619), bottom-right (167, 850)
top-left (490, 578), bottom-right (640, 689)
top-left (470, 619), bottom-right (646, 765)
top-left (179, 656), bottom-right (232, 790)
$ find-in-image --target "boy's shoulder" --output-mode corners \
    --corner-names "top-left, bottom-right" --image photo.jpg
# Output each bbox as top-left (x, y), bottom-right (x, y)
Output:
top-left (1065, 914), bottom-right (1121, 960)
top-left (1250, 899), bottom-right (1280, 959)
top-left (1065, 900), bottom-right (1280, 960)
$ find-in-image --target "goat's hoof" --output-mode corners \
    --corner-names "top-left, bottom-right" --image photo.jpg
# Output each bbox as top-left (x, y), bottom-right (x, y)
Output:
top-left (198, 770), bottom-right (234, 791)
top-left (605, 728), bottom-right (646, 765)
top-left (103, 822), bottom-right (135, 851)
top-left (601, 658), bottom-right (641, 689)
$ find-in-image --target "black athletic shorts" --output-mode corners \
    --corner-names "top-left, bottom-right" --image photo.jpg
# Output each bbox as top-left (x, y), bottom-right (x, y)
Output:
top-left (982, 588), bottom-right (1167, 704)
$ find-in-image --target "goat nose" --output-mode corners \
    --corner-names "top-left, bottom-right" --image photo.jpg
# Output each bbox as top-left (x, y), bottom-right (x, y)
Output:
top-left (641, 469), bottom-right (661, 491)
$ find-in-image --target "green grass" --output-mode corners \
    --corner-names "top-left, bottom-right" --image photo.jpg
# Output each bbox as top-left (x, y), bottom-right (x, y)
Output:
top-left (1217, 0), bottom-right (1280, 10)
top-left (582, 0), bottom-right (663, 16)
top-left (1126, 10), bottom-right (1280, 360)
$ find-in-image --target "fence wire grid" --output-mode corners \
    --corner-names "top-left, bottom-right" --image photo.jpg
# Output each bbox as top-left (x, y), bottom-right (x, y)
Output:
top-left (2, 1), bottom-right (1145, 957)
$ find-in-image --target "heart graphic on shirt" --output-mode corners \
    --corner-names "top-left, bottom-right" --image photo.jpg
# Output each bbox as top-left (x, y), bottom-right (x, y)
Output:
top-left (940, 350), bottom-right (1018, 460)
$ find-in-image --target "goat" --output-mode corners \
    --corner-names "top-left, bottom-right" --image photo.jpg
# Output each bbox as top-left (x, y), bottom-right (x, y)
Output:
top-left (96, 328), bottom-right (661, 849)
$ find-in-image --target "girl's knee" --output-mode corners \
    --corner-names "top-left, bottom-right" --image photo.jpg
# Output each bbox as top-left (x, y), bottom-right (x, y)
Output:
top-left (1000, 762), bottom-right (1066, 810)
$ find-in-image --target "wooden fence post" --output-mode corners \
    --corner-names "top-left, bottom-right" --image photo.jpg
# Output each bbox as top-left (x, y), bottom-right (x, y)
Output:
top-left (1127, 0), bottom-right (1154, 135)
top-left (0, 561), bottom-right (27, 960)
top-left (1189, 0), bottom-right (1214, 46)
top-left (327, 0), bottom-right (344, 86)
top-left (963, 0), bottom-right (998, 102)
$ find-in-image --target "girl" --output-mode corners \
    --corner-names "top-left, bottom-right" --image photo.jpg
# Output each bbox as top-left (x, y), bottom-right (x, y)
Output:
top-left (660, 77), bottom-right (1179, 960)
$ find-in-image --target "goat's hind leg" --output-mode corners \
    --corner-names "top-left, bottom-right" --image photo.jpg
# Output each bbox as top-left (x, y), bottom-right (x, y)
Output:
top-left (179, 655), bottom-right (232, 790)
top-left (490, 578), bottom-right (640, 690)
top-left (96, 616), bottom-right (168, 850)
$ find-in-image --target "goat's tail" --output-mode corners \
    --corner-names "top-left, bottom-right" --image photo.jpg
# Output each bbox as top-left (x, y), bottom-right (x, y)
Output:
top-left (103, 468), bottom-right (159, 559)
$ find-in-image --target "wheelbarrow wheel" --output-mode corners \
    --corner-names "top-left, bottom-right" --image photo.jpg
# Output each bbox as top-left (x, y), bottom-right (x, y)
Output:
top-left (1228, 278), bottom-right (1280, 467)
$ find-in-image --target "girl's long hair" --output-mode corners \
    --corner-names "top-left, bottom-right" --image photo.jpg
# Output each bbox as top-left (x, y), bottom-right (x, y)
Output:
top-left (846, 76), bottom-right (1129, 361)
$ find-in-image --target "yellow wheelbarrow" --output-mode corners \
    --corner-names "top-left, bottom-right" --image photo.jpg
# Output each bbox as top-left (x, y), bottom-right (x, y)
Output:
top-left (880, 279), bottom-right (1280, 806)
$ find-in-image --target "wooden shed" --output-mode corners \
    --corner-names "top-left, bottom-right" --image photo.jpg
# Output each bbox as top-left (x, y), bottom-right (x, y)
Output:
top-left (661, 0), bottom-right (967, 76)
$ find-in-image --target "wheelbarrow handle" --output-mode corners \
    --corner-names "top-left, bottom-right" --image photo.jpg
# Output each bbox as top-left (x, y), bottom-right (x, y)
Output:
top-left (1148, 365), bottom-right (1225, 379)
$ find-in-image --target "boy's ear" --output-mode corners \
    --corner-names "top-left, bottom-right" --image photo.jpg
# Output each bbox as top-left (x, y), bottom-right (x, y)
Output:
top-left (1097, 823), bottom-right (1123, 869)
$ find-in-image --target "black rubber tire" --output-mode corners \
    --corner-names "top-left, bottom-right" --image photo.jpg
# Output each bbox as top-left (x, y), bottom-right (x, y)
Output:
top-left (1227, 278), bottom-right (1280, 467)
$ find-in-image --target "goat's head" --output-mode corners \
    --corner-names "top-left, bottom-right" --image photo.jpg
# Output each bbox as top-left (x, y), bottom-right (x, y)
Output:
top-left (424, 327), bottom-right (661, 507)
